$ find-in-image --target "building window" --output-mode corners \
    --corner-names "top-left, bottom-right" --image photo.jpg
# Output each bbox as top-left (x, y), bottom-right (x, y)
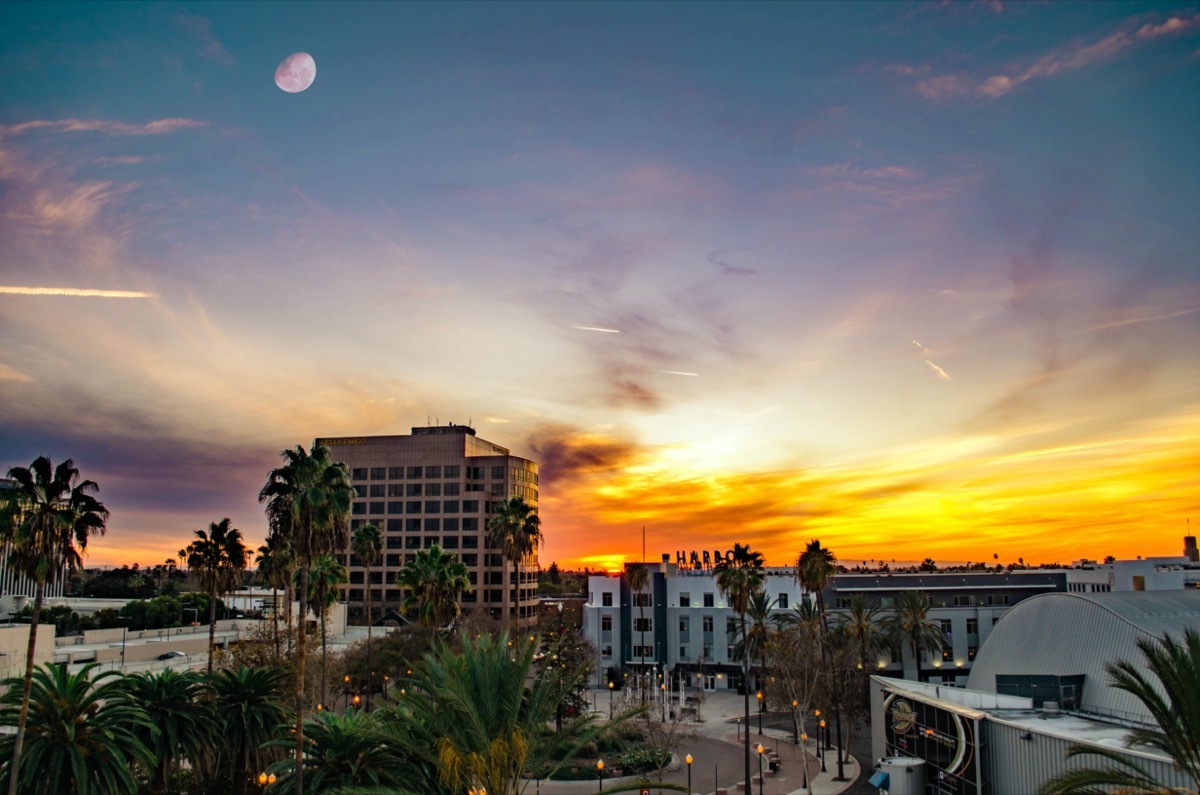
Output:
top-left (463, 500), bottom-right (479, 512)
top-left (702, 616), bottom-right (713, 632)
top-left (633, 592), bottom-right (651, 607)
top-left (679, 592), bottom-right (690, 607)
top-left (633, 618), bottom-right (652, 632)
top-left (444, 465), bottom-right (460, 478)
top-left (368, 502), bottom-right (385, 514)
top-left (443, 500), bottom-right (459, 513)
top-left (352, 503), bottom-right (366, 515)
top-left (601, 615), bottom-right (612, 631)
top-left (602, 593), bottom-right (613, 607)
top-left (442, 535), bottom-right (459, 549)
top-left (405, 518), bottom-right (420, 532)
top-left (426, 483), bottom-right (442, 497)
top-left (940, 619), bottom-right (952, 636)
top-left (462, 534), bottom-right (478, 549)
top-left (953, 595), bottom-right (975, 606)
top-left (388, 467), bottom-right (404, 479)
top-left (966, 619), bottom-right (978, 635)
top-left (836, 597), bottom-right (852, 609)
top-left (444, 483), bottom-right (460, 496)
top-left (407, 466), bottom-right (423, 478)
top-left (443, 517), bottom-right (459, 532)
top-left (461, 554), bottom-right (477, 566)
top-left (424, 518), bottom-right (439, 532)
top-left (986, 594), bottom-right (1011, 606)
top-left (406, 484), bottom-right (423, 496)
top-left (426, 466), bottom-right (441, 478)
top-left (491, 466), bottom-right (505, 479)
top-left (424, 500), bottom-right (441, 514)
top-left (370, 467), bottom-right (386, 480)
top-left (352, 468), bottom-right (368, 480)
top-left (679, 617), bottom-right (689, 632)
top-left (405, 536), bottom-right (420, 549)
top-left (633, 645), bottom-right (653, 658)
top-left (462, 518), bottom-right (478, 533)
top-left (968, 645), bottom-right (978, 661)
top-left (726, 618), bottom-right (736, 636)
top-left (703, 593), bottom-right (714, 607)
top-left (369, 484), bottom-right (385, 497)
top-left (680, 645), bottom-right (688, 658)
top-left (777, 593), bottom-right (789, 609)
top-left (942, 648), bottom-right (953, 662)
top-left (387, 501), bottom-right (403, 513)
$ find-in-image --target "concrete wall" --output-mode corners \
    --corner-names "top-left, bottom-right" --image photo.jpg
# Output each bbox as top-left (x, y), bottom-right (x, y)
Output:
top-left (0, 623), bottom-right (55, 680)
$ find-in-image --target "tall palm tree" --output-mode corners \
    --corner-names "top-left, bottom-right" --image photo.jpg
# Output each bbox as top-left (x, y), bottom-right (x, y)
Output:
top-left (886, 589), bottom-right (945, 680)
top-left (797, 538), bottom-right (847, 779)
top-left (351, 522), bottom-right (382, 702)
top-left (187, 518), bottom-right (249, 673)
top-left (0, 663), bottom-right (154, 795)
top-left (259, 443), bottom-right (356, 795)
top-left (714, 542), bottom-right (765, 791)
top-left (735, 590), bottom-right (778, 692)
top-left (1041, 628), bottom-right (1200, 794)
top-left (626, 562), bottom-right (650, 698)
top-left (833, 592), bottom-right (891, 671)
top-left (257, 535), bottom-right (292, 665)
top-left (122, 669), bottom-right (216, 795)
top-left (396, 543), bottom-right (473, 628)
top-left (0, 456), bottom-right (108, 795)
top-left (486, 496), bottom-right (542, 627)
top-left (306, 553), bottom-right (348, 709)
top-left (207, 666), bottom-right (292, 795)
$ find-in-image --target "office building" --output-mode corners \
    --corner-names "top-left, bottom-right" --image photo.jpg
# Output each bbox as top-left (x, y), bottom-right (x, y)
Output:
top-left (318, 425), bottom-right (540, 628)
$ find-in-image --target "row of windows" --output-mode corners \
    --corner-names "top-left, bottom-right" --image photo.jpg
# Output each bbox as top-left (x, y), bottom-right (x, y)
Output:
top-left (351, 465), bottom-right (534, 482)
top-left (595, 591), bottom-right (791, 610)
top-left (357, 483), bottom-right (467, 498)
top-left (835, 593), bottom-right (1013, 609)
top-left (353, 501), bottom-right (486, 516)
top-left (345, 587), bottom-right (520, 604)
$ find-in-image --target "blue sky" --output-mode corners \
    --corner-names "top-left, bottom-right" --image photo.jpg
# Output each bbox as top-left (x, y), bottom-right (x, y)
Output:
top-left (2, 1), bottom-right (1197, 569)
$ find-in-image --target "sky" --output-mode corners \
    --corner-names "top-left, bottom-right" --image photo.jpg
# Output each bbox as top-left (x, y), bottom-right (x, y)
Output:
top-left (1, 1), bottom-right (1198, 573)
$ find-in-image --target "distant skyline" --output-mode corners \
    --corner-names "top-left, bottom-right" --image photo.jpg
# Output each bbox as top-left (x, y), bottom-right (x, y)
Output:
top-left (1, 2), bottom-right (1197, 571)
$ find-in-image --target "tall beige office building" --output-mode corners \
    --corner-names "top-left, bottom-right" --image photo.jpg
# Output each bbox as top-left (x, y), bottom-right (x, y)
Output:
top-left (317, 426), bottom-right (540, 627)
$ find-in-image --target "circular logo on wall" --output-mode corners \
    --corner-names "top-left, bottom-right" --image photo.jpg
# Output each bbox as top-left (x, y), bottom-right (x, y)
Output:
top-left (890, 698), bottom-right (916, 734)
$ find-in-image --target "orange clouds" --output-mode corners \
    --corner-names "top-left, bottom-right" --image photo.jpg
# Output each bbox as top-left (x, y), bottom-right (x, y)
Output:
top-left (537, 407), bottom-right (1200, 571)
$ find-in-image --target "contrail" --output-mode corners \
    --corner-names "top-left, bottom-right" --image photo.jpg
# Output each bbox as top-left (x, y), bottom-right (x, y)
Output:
top-left (656, 370), bottom-right (699, 377)
top-left (572, 325), bottom-right (620, 333)
top-left (0, 286), bottom-right (155, 298)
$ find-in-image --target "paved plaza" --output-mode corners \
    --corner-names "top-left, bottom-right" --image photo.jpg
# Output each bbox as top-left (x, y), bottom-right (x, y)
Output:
top-left (534, 689), bottom-right (862, 795)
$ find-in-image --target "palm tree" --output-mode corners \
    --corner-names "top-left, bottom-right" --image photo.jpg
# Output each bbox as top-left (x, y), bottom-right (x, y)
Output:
top-left (714, 542), bottom-right (765, 791)
top-left (388, 632), bottom-right (627, 795)
top-left (486, 496), bottom-right (542, 627)
top-left (207, 666), bottom-right (292, 795)
top-left (1041, 628), bottom-right (1200, 794)
top-left (306, 553), bottom-right (348, 709)
top-left (351, 522), bottom-right (382, 702)
top-left (0, 663), bottom-right (154, 795)
top-left (797, 538), bottom-right (847, 779)
top-left (833, 592), bottom-right (891, 671)
top-left (186, 517), bottom-right (249, 673)
top-left (257, 535), bottom-right (292, 665)
top-left (735, 590), bottom-right (778, 692)
top-left (396, 543), bottom-right (473, 628)
top-left (626, 562), bottom-right (650, 698)
top-left (0, 456), bottom-right (109, 795)
top-left (886, 589), bottom-right (945, 680)
top-left (266, 709), bottom-right (413, 794)
top-left (122, 669), bottom-right (216, 795)
top-left (259, 443), bottom-right (356, 795)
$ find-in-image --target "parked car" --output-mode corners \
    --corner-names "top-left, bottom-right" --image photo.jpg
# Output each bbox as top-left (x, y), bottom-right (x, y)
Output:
top-left (158, 650), bottom-right (188, 660)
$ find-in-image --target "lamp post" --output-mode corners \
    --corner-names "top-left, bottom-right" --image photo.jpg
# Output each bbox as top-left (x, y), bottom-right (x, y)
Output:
top-left (756, 691), bottom-right (763, 735)
top-left (660, 683), bottom-right (667, 721)
top-left (118, 617), bottom-right (130, 669)
top-left (818, 720), bottom-right (827, 772)
top-left (257, 771), bottom-right (276, 788)
top-left (596, 759), bottom-right (604, 792)
top-left (685, 754), bottom-right (693, 794)
top-left (756, 743), bottom-right (764, 795)
top-left (183, 607), bottom-right (198, 634)
top-left (608, 681), bottom-right (614, 719)
top-left (792, 700), bottom-right (799, 745)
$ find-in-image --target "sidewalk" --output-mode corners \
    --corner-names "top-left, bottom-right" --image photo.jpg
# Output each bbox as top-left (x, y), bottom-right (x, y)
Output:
top-left (533, 689), bottom-right (860, 795)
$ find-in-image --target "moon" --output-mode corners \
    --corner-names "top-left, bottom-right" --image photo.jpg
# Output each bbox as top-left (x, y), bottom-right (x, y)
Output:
top-left (274, 52), bottom-right (316, 93)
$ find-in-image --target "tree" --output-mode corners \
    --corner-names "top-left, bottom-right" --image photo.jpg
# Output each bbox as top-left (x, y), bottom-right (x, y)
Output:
top-left (257, 533), bottom-right (293, 665)
top-left (306, 553), bottom-right (348, 709)
top-left (351, 522), bottom-right (382, 703)
top-left (259, 443), bottom-right (356, 795)
top-left (207, 666), bottom-right (291, 795)
top-left (833, 593), bottom-right (891, 671)
top-left (796, 538), bottom-right (847, 780)
top-left (886, 589), bottom-right (945, 680)
top-left (626, 562), bottom-right (650, 699)
top-left (1041, 628), bottom-right (1200, 794)
top-left (387, 632), bottom-right (626, 795)
top-left (714, 542), bottom-right (765, 791)
top-left (0, 456), bottom-right (109, 795)
top-left (0, 663), bottom-right (154, 795)
top-left (486, 496), bottom-right (542, 627)
top-left (122, 669), bottom-right (216, 795)
top-left (266, 709), bottom-right (414, 794)
top-left (396, 543), bottom-right (472, 629)
top-left (186, 518), bottom-right (249, 673)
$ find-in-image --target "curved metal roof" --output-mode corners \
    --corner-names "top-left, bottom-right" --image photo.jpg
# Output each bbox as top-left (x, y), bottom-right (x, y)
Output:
top-left (965, 591), bottom-right (1200, 722)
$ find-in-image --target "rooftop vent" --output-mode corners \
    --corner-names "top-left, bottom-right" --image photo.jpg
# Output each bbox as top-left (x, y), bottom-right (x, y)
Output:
top-left (1041, 701), bottom-right (1061, 719)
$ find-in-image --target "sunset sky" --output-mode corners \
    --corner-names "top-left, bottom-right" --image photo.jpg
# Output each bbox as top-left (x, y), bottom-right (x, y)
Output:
top-left (1, 2), bottom-right (1197, 572)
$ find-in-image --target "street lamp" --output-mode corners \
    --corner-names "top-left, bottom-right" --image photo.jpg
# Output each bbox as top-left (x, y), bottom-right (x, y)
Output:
top-left (596, 759), bottom-right (604, 792)
top-left (756, 743), bottom-right (765, 795)
top-left (800, 733), bottom-right (809, 789)
top-left (685, 753), bottom-right (693, 794)
top-left (756, 691), bottom-right (763, 735)
top-left (661, 682), bottom-right (667, 721)
top-left (608, 681), bottom-right (614, 719)
top-left (257, 771), bottom-right (276, 787)
top-left (818, 720), bottom-right (827, 771)
top-left (792, 700), bottom-right (799, 745)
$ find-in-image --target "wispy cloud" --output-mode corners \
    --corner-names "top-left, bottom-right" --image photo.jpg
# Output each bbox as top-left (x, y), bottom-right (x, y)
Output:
top-left (0, 118), bottom-right (206, 137)
top-left (0, 286), bottom-right (154, 298)
top-left (175, 12), bottom-right (234, 67)
top-left (572, 326), bottom-right (621, 333)
top-left (895, 12), bottom-right (1200, 101)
